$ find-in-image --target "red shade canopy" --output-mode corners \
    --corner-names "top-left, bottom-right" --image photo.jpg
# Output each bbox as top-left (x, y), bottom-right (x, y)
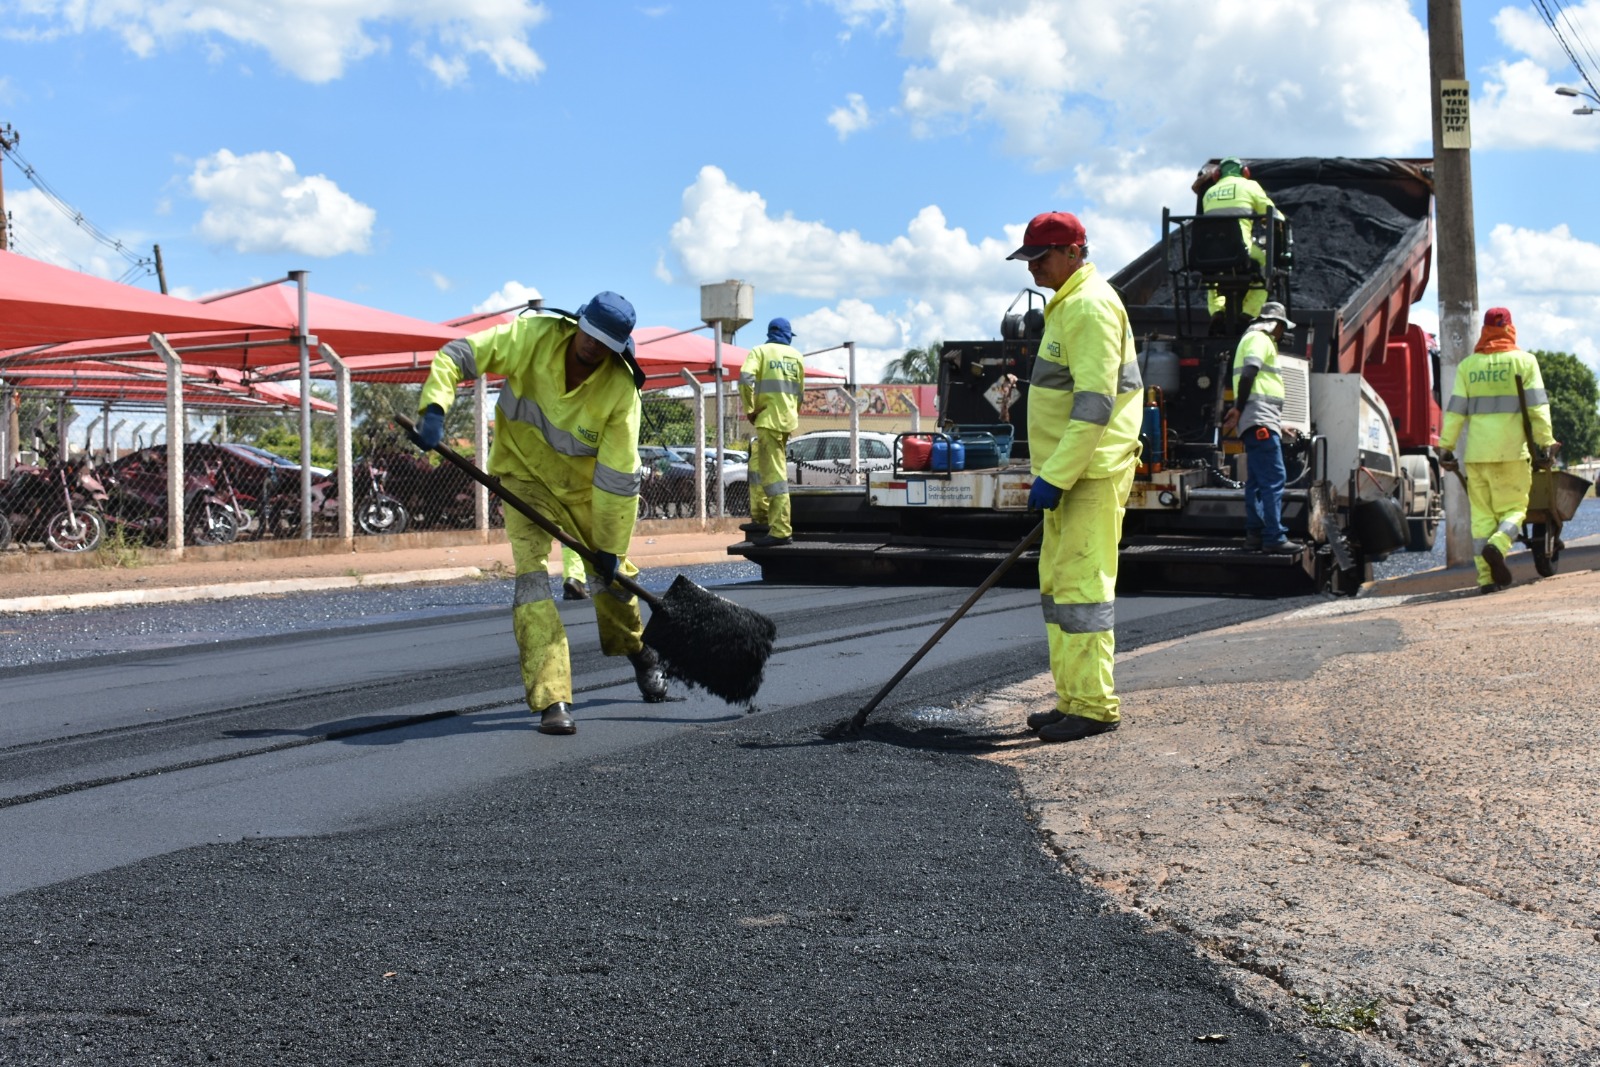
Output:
top-left (1, 281), bottom-right (470, 371)
top-left (0, 250), bottom-right (277, 349)
top-left (1, 359), bottom-right (337, 411)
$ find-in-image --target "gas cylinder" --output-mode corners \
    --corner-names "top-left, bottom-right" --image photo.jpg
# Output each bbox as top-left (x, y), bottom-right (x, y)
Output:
top-left (1140, 340), bottom-right (1180, 397)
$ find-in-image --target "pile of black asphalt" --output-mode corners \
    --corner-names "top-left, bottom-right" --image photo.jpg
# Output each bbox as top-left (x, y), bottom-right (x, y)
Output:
top-left (0, 693), bottom-right (1385, 1067)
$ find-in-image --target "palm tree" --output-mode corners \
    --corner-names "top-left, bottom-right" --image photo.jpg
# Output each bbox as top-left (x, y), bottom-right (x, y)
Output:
top-left (881, 342), bottom-right (943, 384)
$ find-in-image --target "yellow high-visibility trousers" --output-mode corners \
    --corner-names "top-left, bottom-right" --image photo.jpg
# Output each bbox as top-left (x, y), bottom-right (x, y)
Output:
top-left (1206, 241), bottom-right (1268, 318)
top-left (1040, 465), bottom-right (1135, 723)
top-left (501, 473), bottom-right (644, 712)
top-left (1465, 459), bottom-right (1531, 587)
top-left (750, 426), bottom-right (792, 536)
top-left (560, 544), bottom-right (586, 584)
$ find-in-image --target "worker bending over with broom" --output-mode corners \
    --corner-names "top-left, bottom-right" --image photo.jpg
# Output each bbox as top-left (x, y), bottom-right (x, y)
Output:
top-left (1007, 212), bottom-right (1144, 744)
top-left (1438, 307), bottom-right (1557, 594)
top-left (411, 292), bottom-right (668, 736)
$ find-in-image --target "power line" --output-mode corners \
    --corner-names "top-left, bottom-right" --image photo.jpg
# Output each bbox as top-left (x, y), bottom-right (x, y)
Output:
top-left (1533, 0), bottom-right (1600, 101)
top-left (0, 130), bottom-right (156, 274)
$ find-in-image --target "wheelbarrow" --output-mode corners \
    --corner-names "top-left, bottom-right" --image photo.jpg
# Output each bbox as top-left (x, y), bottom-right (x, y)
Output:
top-left (1522, 468), bottom-right (1592, 576)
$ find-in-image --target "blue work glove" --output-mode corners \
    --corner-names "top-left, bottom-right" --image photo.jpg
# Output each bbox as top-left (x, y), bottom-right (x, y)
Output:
top-left (592, 550), bottom-right (620, 587)
top-left (409, 405), bottom-right (445, 451)
top-left (1028, 476), bottom-right (1063, 511)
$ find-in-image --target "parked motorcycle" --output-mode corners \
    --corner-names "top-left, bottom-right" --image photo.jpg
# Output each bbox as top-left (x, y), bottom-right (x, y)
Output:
top-left (316, 456), bottom-right (410, 535)
top-left (0, 458), bottom-right (107, 553)
top-left (92, 454), bottom-right (240, 546)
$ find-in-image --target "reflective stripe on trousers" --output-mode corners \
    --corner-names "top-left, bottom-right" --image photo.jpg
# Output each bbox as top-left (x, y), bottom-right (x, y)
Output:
top-left (1039, 465), bottom-right (1134, 722)
top-left (502, 472), bottom-right (644, 711)
top-left (750, 426), bottom-right (791, 536)
top-left (1465, 459), bottom-right (1532, 587)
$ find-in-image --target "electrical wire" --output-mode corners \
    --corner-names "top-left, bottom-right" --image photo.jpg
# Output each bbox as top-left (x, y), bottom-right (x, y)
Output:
top-left (0, 140), bottom-right (155, 274)
top-left (1533, 0), bottom-right (1600, 102)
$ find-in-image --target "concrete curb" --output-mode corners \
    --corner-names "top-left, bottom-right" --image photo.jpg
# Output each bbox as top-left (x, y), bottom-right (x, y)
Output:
top-left (0, 550), bottom-right (737, 615)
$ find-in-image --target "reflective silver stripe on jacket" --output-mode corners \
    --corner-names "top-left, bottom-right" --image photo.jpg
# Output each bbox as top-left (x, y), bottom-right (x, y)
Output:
top-left (1070, 391), bottom-right (1114, 425)
top-left (1031, 357), bottom-right (1075, 392)
top-left (1040, 596), bottom-right (1115, 633)
top-left (1118, 359), bottom-right (1143, 394)
top-left (441, 339), bottom-right (478, 380)
top-left (754, 379), bottom-right (803, 396)
top-left (497, 384), bottom-right (598, 457)
top-left (739, 371), bottom-right (757, 387)
top-left (593, 462), bottom-right (642, 497)
top-left (1522, 387), bottom-right (1549, 406)
top-left (763, 479), bottom-right (789, 497)
top-left (514, 571), bottom-right (553, 606)
top-left (1455, 394), bottom-right (1530, 416)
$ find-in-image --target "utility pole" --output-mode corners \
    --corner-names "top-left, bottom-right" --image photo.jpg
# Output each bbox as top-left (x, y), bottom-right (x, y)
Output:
top-left (1428, 0), bottom-right (1478, 568)
top-left (0, 122), bottom-right (14, 252)
top-left (153, 243), bottom-right (169, 293)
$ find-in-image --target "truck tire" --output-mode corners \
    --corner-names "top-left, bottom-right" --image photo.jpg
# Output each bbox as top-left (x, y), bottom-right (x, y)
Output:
top-left (1406, 516), bottom-right (1438, 552)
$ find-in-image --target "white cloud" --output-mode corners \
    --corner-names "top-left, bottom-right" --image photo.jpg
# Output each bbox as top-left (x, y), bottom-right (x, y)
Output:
top-left (1481, 222), bottom-right (1600, 367)
top-left (3, 187), bottom-right (134, 279)
top-left (4, 0), bottom-right (548, 85)
top-left (188, 148), bottom-right (376, 256)
top-left (669, 166), bottom-right (1049, 380)
top-left (827, 93), bottom-right (873, 140)
top-left (473, 280), bottom-right (542, 313)
top-left (1473, 2), bottom-right (1600, 150)
top-left (428, 270), bottom-right (452, 291)
top-left (841, 0), bottom-right (1429, 175)
top-left (821, 0), bottom-right (898, 37)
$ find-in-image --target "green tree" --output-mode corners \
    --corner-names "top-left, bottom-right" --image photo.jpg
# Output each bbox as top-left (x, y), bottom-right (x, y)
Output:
top-left (639, 394), bottom-right (699, 445)
top-left (882, 342), bottom-right (943, 384)
top-left (1532, 350), bottom-right (1600, 462)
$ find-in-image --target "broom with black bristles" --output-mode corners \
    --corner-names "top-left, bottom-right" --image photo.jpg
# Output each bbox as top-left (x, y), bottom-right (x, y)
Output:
top-left (395, 414), bottom-right (776, 705)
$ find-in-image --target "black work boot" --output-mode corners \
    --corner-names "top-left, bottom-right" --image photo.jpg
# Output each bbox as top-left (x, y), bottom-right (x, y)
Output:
top-left (1037, 714), bottom-right (1119, 744)
top-left (629, 646), bottom-right (669, 703)
top-left (538, 702), bottom-right (576, 735)
top-left (1026, 709), bottom-right (1065, 732)
top-left (1482, 543), bottom-right (1514, 587)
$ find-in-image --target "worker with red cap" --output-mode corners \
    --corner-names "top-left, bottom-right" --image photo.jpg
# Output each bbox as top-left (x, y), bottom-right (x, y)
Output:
top-left (1007, 211), bottom-right (1143, 744)
top-left (1438, 307), bottom-right (1558, 593)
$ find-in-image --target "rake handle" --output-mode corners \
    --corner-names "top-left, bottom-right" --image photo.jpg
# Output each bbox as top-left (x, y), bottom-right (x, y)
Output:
top-left (847, 520), bottom-right (1045, 732)
top-left (393, 413), bottom-right (662, 610)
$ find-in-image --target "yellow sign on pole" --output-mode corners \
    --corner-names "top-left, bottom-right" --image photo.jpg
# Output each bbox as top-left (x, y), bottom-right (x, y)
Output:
top-left (1440, 79), bottom-right (1472, 149)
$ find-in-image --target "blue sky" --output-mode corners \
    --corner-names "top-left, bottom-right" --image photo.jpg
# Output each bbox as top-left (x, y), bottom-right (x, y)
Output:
top-left (3, 0), bottom-right (1598, 383)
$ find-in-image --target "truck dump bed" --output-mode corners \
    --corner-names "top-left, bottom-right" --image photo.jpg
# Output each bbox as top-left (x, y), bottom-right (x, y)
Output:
top-left (1112, 157), bottom-right (1434, 375)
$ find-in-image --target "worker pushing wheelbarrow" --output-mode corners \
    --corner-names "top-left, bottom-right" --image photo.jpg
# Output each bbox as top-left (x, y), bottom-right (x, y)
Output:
top-left (1517, 373), bottom-right (1592, 577)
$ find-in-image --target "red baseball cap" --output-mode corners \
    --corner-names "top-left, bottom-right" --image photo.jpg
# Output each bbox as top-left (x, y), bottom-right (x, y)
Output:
top-left (1007, 211), bottom-right (1088, 261)
top-left (1483, 307), bottom-right (1513, 327)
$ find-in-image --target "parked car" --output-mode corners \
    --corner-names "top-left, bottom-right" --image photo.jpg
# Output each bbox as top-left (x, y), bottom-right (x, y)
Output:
top-left (786, 430), bottom-right (898, 486)
top-left (638, 445), bottom-right (750, 518)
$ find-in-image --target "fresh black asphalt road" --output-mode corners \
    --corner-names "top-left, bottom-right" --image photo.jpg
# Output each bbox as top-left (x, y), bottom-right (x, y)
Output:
top-left (0, 566), bottom-right (1350, 1065)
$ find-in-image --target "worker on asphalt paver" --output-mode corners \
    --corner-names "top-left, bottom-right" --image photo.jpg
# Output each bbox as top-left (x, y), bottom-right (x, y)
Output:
top-left (411, 292), bottom-right (668, 736)
top-left (1438, 307), bottom-right (1558, 594)
top-left (739, 317), bottom-right (806, 547)
top-left (1222, 301), bottom-right (1301, 554)
top-left (1007, 211), bottom-right (1143, 744)
top-left (1200, 157), bottom-right (1280, 326)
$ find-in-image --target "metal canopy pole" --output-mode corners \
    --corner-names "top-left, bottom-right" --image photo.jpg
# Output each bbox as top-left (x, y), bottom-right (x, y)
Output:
top-left (151, 333), bottom-right (186, 553)
top-left (680, 369), bottom-right (709, 524)
top-left (847, 341), bottom-right (859, 477)
top-left (475, 377), bottom-right (490, 536)
top-left (713, 330), bottom-right (726, 517)
top-left (291, 270), bottom-right (314, 539)
top-left (319, 343), bottom-right (354, 543)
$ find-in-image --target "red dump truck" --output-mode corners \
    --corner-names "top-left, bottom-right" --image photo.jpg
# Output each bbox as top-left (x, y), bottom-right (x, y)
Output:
top-left (733, 157), bottom-right (1442, 595)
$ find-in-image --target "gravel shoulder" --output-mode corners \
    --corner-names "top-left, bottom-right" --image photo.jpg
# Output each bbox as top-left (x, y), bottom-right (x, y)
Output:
top-left (970, 570), bottom-right (1600, 1066)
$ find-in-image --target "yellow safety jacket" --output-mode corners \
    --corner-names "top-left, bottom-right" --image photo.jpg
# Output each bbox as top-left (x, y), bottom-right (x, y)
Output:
top-left (739, 342), bottom-right (806, 434)
top-left (1231, 327), bottom-right (1285, 434)
top-left (1439, 346), bottom-right (1554, 463)
top-left (1027, 262), bottom-right (1144, 491)
top-left (1202, 174), bottom-right (1278, 257)
top-left (419, 314), bottom-right (643, 554)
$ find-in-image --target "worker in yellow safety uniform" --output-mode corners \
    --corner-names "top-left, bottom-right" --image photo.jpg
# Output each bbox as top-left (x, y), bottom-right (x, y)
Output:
top-left (412, 292), bottom-right (668, 736)
top-left (1222, 302), bottom-right (1301, 553)
top-left (739, 317), bottom-right (805, 547)
top-left (1007, 211), bottom-right (1144, 744)
top-left (1201, 157), bottom-right (1281, 325)
top-left (1438, 307), bottom-right (1558, 594)
top-left (560, 545), bottom-right (589, 601)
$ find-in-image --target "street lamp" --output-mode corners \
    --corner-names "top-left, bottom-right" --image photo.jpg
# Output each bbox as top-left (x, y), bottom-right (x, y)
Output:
top-left (1555, 85), bottom-right (1599, 115)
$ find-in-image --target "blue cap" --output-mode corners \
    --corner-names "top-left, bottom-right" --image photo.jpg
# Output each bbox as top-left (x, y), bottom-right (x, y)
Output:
top-left (577, 291), bottom-right (636, 354)
top-left (767, 317), bottom-right (793, 344)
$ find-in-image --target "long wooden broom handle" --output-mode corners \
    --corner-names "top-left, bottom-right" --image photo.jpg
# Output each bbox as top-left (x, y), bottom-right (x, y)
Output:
top-left (393, 413), bottom-right (662, 609)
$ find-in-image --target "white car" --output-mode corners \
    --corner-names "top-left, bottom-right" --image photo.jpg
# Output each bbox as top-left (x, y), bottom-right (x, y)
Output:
top-left (786, 430), bottom-right (898, 486)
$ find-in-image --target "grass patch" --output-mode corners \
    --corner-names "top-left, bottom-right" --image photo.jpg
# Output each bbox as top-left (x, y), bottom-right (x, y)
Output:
top-left (1299, 995), bottom-right (1383, 1033)
top-left (95, 523), bottom-right (145, 570)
